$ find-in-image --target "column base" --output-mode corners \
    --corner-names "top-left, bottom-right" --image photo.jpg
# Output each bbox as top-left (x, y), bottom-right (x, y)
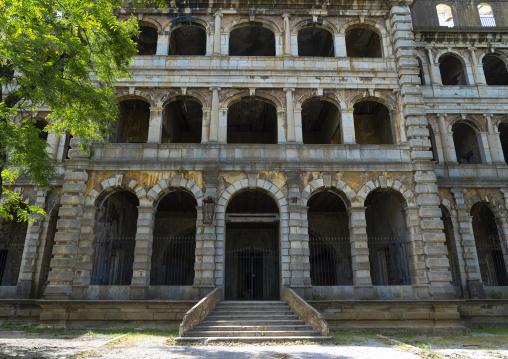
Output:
top-left (15, 282), bottom-right (32, 299)
top-left (354, 285), bottom-right (374, 300)
top-left (129, 285), bottom-right (148, 300)
top-left (467, 281), bottom-right (485, 299)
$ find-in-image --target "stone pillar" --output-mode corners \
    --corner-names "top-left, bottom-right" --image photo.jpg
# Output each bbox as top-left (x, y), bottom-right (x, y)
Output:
top-left (282, 14), bottom-right (291, 56)
top-left (156, 31), bottom-right (169, 56)
top-left (213, 12), bottom-right (222, 55)
top-left (294, 107), bottom-right (303, 143)
top-left (341, 109), bottom-right (356, 144)
top-left (284, 88), bottom-right (295, 142)
top-left (209, 87), bottom-right (220, 142)
top-left (477, 132), bottom-right (492, 163)
top-left (334, 34), bottom-right (347, 57)
top-left (218, 106), bottom-right (228, 144)
top-left (46, 132), bottom-right (60, 160)
top-left (129, 203), bottom-right (156, 299)
top-left (277, 108), bottom-right (287, 144)
top-left (15, 189), bottom-right (47, 298)
top-left (437, 115), bottom-right (457, 163)
top-left (206, 32), bottom-right (213, 56)
top-left (486, 115), bottom-right (504, 163)
top-left (451, 188), bottom-right (485, 298)
top-left (426, 47), bottom-right (440, 84)
top-left (390, 5), bottom-right (455, 299)
top-left (497, 189), bottom-right (508, 275)
top-left (201, 107), bottom-right (211, 143)
top-left (147, 107), bottom-right (163, 143)
top-left (469, 47), bottom-right (485, 85)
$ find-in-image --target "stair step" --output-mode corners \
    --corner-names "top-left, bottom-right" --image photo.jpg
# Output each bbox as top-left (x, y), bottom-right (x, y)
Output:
top-left (176, 336), bottom-right (333, 344)
top-left (201, 320), bottom-right (306, 326)
top-left (211, 310), bottom-right (295, 315)
top-left (207, 315), bottom-right (300, 321)
top-left (186, 330), bottom-right (321, 337)
top-left (194, 325), bottom-right (314, 331)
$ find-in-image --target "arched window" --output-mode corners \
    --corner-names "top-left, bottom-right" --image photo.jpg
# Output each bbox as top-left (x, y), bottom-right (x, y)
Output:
top-left (170, 23), bottom-right (206, 55)
top-left (135, 26), bottom-right (158, 55)
top-left (308, 191), bottom-right (352, 286)
top-left (452, 122), bottom-right (482, 164)
top-left (482, 54), bottom-right (508, 86)
top-left (353, 100), bottom-right (393, 144)
top-left (91, 191), bottom-right (138, 286)
top-left (345, 27), bottom-right (382, 58)
top-left (0, 210), bottom-right (28, 287)
top-left (229, 25), bottom-right (275, 56)
top-left (478, 3), bottom-right (496, 27)
top-left (365, 189), bottom-right (410, 286)
top-left (227, 96), bottom-right (277, 144)
top-left (114, 99), bottom-right (150, 143)
top-left (302, 99), bottom-right (341, 144)
top-left (151, 189), bottom-right (197, 286)
top-left (499, 122), bottom-right (508, 163)
top-left (297, 26), bottom-right (334, 57)
top-left (471, 203), bottom-right (508, 286)
top-left (162, 96), bottom-right (203, 143)
top-left (436, 4), bottom-right (454, 27)
top-left (439, 54), bottom-right (467, 85)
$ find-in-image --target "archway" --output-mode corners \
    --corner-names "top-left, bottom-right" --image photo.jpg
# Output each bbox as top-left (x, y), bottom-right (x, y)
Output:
top-left (308, 191), bottom-right (352, 286)
top-left (353, 100), bottom-right (393, 144)
top-left (302, 98), bottom-right (341, 144)
top-left (471, 203), bottom-right (508, 286)
top-left (162, 96), bottom-right (203, 143)
top-left (439, 54), bottom-right (467, 85)
top-left (114, 99), bottom-right (150, 143)
top-left (0, 211), bottom-right (28, 287)
top-left (482, 54), bottom-right (508, 85)
top-left (297, 26), bottom-right (334, 57)
top-left (229, 25), bottom-right (275, 56)
top-left (345, 27), bottom-right (382, 58)
top-left (452, 122), bottom-right (482, 164)
top-left (150, 189), bottom-right (197, 285)
top-left (135, 26), bottom-right (158, 55)
top-left (225, 190), bottom-right (280, 300)
top-left (170, 23), bottom-right (206, 55)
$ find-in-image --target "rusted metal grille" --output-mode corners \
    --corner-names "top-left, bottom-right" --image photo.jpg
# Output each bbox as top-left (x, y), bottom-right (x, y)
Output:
top-left (369, 237), bottom-right (410, 285)
top-left (477, 235), bottom-right (508, 286)
top-left (0, 243), bottom-right (25, 286)
top-left (309, 236), bottom-right (353, 286)
top-left (91, 238), bottom-right (135, 285)
top-left (150, 236), bottom-right (196, 285)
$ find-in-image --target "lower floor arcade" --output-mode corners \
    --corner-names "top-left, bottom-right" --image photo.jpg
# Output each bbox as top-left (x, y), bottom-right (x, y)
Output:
top-left (1, 170), bottom-right (508, 301)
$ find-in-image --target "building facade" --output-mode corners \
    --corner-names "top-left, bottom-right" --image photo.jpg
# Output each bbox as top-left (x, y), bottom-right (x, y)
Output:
top-left (1, 0), bottom-right (508, 307)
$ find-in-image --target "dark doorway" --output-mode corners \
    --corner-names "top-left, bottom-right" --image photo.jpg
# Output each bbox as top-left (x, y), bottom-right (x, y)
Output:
top-left (225, 190), bottom-right (280, 300)
top-left (229, 25), bottom-right (275, 56)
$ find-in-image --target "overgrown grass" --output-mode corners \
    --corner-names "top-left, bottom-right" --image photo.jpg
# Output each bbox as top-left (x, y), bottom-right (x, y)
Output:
top-left (331, 330), bottom-right (379, 345)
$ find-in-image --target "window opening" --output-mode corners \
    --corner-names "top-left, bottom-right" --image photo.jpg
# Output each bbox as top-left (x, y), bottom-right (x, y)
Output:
top-left (482, 54), bottom-right (508, 86)
top-left (452, 122), bottom-right (482, 164)
top-left (478, 3), bottom-right (496, 27)
top-left (439, 54), bottom-right (467, 85)
top-left (229, 25), bottom-right (275, 56)
top-left (170, 23), bottom-right (206, 55)
top-left (297, 26), bottom-right (334, 57)
top-left (436, 4), bottom-right (454, 27)
top-left (134, 26), bottom-right (158, 55)
top-left (345, 28), bottom-right (382, 58)
top-left (0, 211), bottom-right (28, 286)
top-left (114, 99), bottom-right (150, 143)
top-left (162, 96), bottom-right (202, 143)
top-left (353, 101), bottom-right (393, 144)
top-left (227, 97), bottom-right (277, 144)
top-left (302, 99), bottom-right (341, 144)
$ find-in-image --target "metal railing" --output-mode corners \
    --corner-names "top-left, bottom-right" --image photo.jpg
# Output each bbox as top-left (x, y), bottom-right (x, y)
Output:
top-left (368, 237), bottom-right (411, 285)
top-left (90, 238), bottom-right (135, 285)
top-left (476, 235), bottom-right (508, 286)
top-left (309, 236), bottom-right (352, 286)
top-left (150, 236), bottom-right (196, 285)
top-left (480, 15), bottom-right (496, 27)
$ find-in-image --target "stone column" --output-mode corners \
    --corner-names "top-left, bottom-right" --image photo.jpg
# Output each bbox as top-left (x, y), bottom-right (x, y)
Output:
top-left (451, 188), bottom-right (485, 298)
top-left (341, 109), bottom-right (356, 144)
top-left (477, 132), bottom-right (492, 163)
top-left (46, 132), bottom-right (60, 160)
top-left (201, 107), bottom-right (211, 143)
top-left (334, 34), bottom-right (347, 57)
top-left (147, 107), bottom-right (163, 143)
top-left (426, 47), bottom-right (440, 84)
top-left (213, 12), bottom-right (222, 55)
top-left (294, 107), bottom-right (303, 143)
top-left (437, 115), bottom-right (457, 163)
top-left (390, 5), bottom-right (455, 299)
top-left (129, 203), bottom-right (156, 299)
top-left (156, 31), bottom-right (170, 56)
top-left (469, 47), bottom-right (485, 85)
top-left (15, 189), bottom-right (47, 298)
top-left (209, 87), bottom-right (220, 142)
top-left (347, 205), bottom-right (373, 299)
top-left (497, 189), bottom-right (508, 275)
top-left (218, 106), bottom-right (228, 144)
top-left (486, 115), bottom-right (504, 163)
top-left (277, 108), bottom-right (287, 144)
top-left (284, 88), bottom-right (296, 142)
top-left (282, 14), bottom-right (291, 56)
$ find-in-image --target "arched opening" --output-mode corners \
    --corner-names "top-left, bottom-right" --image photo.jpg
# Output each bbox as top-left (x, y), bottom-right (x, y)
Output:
top-left (90, 191), bottom-right (138, 286)
top-left (499, 122), bottom-right (508, 163)
top-left (365, 189), bottom-right (410, 286)
top-left (417, 57), bottom-right (425, 85)
top-left (353, 101), bottom-right (393, 144)
top-left (471, 203), bottom-right (508, 286)
top-left (308, 191), bottom-right (352, 286)
top-left (35, 119), bottom-right (48, 141)
top-left (428, 125), bottom-right (438, 162)
top-left (0, 211), bottom-right (28, 287)
top-left (170, 23), bottom-right (206, 55)
top-left (440, 206), bottom-right (462, 294)
top-left (135, 26), bottom-right (158, 55)
top-left (436, 4), bottom-right (454, 27)
top-left (151, 190), bottom-right (197, 286)
top-left (227, 97), bottom-right (277, 144)
top-left (229, 25), bottom-right (275, 56)
top-left (37, 206), bottom-right (59, 297)
top-left (297, 26), bottom-right (334, 57)
top-left (113, 99), bottom-right (150, 143)
top-left (225, 190), bottom-right (280, 300)
top-left (302, 99), bottom-right (341, 144)
top-left (162, 96), bottom-right (203, 143)
top-left (439, 54), bottom-right (467, 85)
top-left (478, 3), bottom-right (496, 27)
top-left (345, 27), bottom-right (382, 58)
top-left (452, 122), bottom-right (482, 164)
top-left (482, 54), bottom-right (508, 85)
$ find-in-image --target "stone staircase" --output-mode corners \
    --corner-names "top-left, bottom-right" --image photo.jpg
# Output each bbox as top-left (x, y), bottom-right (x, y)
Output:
top-left (176, 301), bottom-right (333, 344)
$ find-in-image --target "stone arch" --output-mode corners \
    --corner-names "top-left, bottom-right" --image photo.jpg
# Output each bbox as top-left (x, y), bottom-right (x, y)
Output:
top-left (347, 93), bottom-right (396, 112)
top-left (149, 176), bottom-right (204, 208)
top-left (225, 17), bottom-right (281, 34)
top-left (293, 18), bottom-right (339, 35)
top-left (440, 197), bottom-right (457, 217)
top-left (356, 176), bottom-right (416, 207)
top-left (115, 90), bottom-right (156, 108)
top-left (466, 194), bottom-right (506, 219)
top-left (159, 91), bottom-right (208, 109)
top-left (138, 18), bottom-right (162, 32)
top-left (339, 20), bottom-right (386, 37)
top-left (167, 17), bottom-right (211, 34)
top-left (448, 117), bottom-right (484, 133)
top-left (434, 49), bottom-right (471, 67)
top-left (222, 90), bottom-right (283, 109)
top-left (295, 90), bottom-right (346, 110)
top-left (85, 174), bottom-right (149, 208)
top-left (301, 179), bottom-right (356, 209)
top-left (478, 49), bottom-right (508, 65)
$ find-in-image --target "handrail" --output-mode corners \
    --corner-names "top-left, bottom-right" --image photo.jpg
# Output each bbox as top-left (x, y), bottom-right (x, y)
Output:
top-left (179, 288), bottom-right (222, 337)
top-left (282, 288), bottom-right (329, 336)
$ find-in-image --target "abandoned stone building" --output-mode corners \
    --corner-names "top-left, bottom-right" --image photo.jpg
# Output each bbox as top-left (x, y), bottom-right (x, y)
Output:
top-left (1, 0), bottom-right (508, 332)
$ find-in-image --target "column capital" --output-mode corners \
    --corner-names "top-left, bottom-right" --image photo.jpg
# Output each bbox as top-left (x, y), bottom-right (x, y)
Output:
top-left (213, 11), bottom-right (223, 18)
top-left (283, 87), bottom-right (295, 93)
top-left (281, 13), bottom-right (290, 19)
top-left (209, 86), bottom-right (221, 91)
top-left (342, 108), bottom-right (354, 114)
